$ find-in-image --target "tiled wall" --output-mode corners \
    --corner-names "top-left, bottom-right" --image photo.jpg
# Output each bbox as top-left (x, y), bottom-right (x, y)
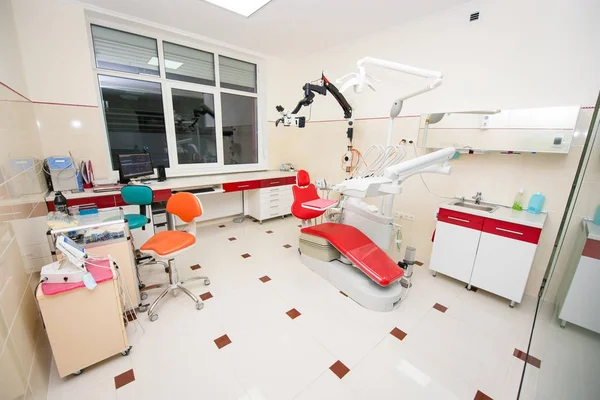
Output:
top-left (268, 109), bottom-right (593, 302)
top-left (0, 86), bottom-right (54, 399)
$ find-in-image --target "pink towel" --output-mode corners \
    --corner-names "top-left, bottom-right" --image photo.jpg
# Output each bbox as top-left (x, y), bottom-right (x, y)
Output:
top-left (41, 258), bottom-right (114, 296)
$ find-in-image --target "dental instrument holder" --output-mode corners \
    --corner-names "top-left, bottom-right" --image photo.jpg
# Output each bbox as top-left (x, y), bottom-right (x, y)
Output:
top-left (41, 235), bottom-right (89, 284)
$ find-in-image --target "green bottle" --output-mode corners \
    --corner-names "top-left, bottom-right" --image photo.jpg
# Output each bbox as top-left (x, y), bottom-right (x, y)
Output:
top-left (512, 188), bottom-right (524, 211)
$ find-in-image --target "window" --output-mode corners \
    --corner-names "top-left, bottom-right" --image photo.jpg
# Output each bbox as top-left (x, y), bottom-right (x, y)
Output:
top-left (98, 75), bottom-right (169, 169)
top-left (219, 56), bottom-right (257, 93)
top-left (91, 25), bottom-right (159, 76)
top-left (221, 93), bottom-right (257, 165)
top-left (163, 42), bottom-right (215, 85)
top-left (171, 89), bottom-right (217, 164)
top-left (91, 25), bottom-right (261, 174)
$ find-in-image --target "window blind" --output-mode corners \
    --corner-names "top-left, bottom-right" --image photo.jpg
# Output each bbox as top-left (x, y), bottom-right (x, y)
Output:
top-left (164, 42), bottom-right (215, 85)
top-left (219, 56), bottom-right (257, 93)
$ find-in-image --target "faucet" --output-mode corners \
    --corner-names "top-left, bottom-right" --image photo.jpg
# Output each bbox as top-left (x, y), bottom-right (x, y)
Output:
top-left (472, 192), bottom-right (483, 204)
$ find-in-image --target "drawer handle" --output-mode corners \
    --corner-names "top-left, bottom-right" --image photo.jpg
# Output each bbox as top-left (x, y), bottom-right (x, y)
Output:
top-left (270, 205), bottom-right (278, 208)
top-left (448, 216), bottom-right (470, 223)
top-left (270, 181), bottom-right (280, 185)
top-left (496, 227), bottom-right (523, 235)
top-left (270, 198), bottom-right (279, 202)
top-left (238, 184), bottom-right (250, 188)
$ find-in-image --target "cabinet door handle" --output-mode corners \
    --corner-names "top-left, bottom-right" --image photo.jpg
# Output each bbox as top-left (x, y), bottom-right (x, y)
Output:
top-left (496, 227), bottom-right (523, 235)
top-left (448, 216), bottom-right (470, 223)
top-left (238, 184), bottom-right (250, 188)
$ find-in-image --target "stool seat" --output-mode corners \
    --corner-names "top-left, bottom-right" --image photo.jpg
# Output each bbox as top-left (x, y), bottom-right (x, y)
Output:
top-left (141, 231), bottom-right (196, 257)
top-left (125, 214), bottom-right (149, 230)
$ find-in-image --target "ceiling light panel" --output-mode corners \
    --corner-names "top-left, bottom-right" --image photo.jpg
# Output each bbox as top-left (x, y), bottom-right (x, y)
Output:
top-left (203, 0), bottom-right (272, 17)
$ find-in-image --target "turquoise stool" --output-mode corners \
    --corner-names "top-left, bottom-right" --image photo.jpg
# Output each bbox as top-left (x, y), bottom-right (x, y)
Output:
top-left (121, 185), bottom-right (155, 294)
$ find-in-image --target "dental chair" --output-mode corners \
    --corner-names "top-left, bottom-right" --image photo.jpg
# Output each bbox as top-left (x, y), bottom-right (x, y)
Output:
top-left (291, 170), bottom-right (326, 226)
top-left (140, 192), bottom-right (210, 322)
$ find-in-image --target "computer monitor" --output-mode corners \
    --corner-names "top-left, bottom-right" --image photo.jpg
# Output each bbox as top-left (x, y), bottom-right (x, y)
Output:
top-left (118, 153), bottom-right (154, 183)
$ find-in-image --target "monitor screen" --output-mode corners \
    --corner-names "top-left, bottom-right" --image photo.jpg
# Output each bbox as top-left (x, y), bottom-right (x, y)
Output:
top-left (118, 153), bottom-right (154, 179)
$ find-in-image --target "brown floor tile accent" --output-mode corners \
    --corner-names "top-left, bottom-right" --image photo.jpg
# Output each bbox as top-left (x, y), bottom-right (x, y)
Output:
top-left (218, 224), bottom-right (226, 228)
top-left (283, 244), bottom-right (292, 248)
top-left (466, 284), bottom-right (478, 292)
top-left (266, 230), bottom-right (274, 234)
top-left (339, 291), bottom-right (348, 297)
top-left (473, 390), bottom-right (493, 400)
top-left (513, 348), bottom-right (542, 369)
top-left (140, 283), bottom-right (160, 292)
top-left (259, 275), bottom-right (271, 283)
top-left (228, 237), bottom-right (237, 241)
top-left (414, 260), bottom-right (424, 266)
top-left (390, 327), bottom-right (407, 341)
top-left (200, 292), bottom-right (213, 301)
top-left (433, 303), bottom-right (448, 313)
top-left (330, 360), bottom-right (350, 379)
top-left (241, 253), bottom-right (251, 258)
top-left (114, 369), bottom-right (135, 389)
top-left (190, 264), bottom-right (201, 271)
top-left (214, 334), bottom-right (232, 349)
top-left (124, 310), bottom-right (137, 322)
top-left (286, 308), bottom-right (301, 319)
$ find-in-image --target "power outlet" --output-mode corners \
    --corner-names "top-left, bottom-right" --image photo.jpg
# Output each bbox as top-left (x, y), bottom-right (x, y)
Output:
top-left (394, 212), bottom-right (416, 221)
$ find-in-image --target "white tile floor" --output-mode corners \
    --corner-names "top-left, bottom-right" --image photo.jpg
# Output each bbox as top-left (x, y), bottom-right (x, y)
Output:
top-left (46, 217), bottom-right (547, 400)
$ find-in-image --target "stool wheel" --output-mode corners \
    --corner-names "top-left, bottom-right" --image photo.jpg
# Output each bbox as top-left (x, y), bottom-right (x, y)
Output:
top-left (121, 346), bottom-right (132, 356)
top-left (140, 292), bottom-right (148, 300)
top-left (149, 314), bottom-right (159, 322)
top-left (72, 369), bottom-right (83, 376)
top-left (204, 279), bottom-right (211, 286)
top-left (196, 302), bottom-right (204, 310)
top-left (138, 304), bottom-right (148, 312)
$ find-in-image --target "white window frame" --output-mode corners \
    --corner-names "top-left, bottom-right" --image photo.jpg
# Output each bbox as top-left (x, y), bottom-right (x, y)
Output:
top-left (86, 18), bottom-right (267, 181)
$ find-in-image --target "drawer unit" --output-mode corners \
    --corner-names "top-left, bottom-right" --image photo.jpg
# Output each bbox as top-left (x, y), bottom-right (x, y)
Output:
top-left (260, 178), bottom-right (288, 188)
top-left (246, 184), bottom-right (294, 223)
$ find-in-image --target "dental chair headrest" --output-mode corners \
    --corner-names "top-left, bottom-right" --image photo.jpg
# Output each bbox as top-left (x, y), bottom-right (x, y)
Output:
top-left (297, 170), bottom-right (310, 187)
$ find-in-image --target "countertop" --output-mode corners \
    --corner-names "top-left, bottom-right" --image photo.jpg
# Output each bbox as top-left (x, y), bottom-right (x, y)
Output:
top-left (440, 200), bottom-right (548, 229)
top-left (45, 170), bottom-right (297, 202)
top-left (585, 220), bottom-right (600, 241)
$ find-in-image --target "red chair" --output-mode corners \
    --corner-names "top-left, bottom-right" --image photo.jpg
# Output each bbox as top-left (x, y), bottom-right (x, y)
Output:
top-left (291, 170), bottom-right (326, 225)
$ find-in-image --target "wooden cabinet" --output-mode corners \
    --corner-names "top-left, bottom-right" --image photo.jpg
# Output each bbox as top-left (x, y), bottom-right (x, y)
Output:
top-left (430, 207), bottom-right (543, 305)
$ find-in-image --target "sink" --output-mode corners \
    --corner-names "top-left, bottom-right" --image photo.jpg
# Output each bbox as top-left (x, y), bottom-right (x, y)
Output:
top-left (451, 201), bottom-right (498, 213)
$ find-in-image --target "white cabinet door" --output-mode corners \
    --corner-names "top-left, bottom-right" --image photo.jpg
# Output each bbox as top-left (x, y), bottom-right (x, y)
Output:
top-left (559, 256), bottom-right (600, 333)
top-left (470, 218), bottom-right (541, 303)
top-left (470, 232), bottom-right (537, 303)
top-left (429, 212), bottom-right (483, 284)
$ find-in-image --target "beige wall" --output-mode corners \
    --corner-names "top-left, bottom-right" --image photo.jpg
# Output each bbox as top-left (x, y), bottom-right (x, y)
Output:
top-left (268, 0), bottom-right (600, 301)
top-left (0, 1), bottom-right (53, 399)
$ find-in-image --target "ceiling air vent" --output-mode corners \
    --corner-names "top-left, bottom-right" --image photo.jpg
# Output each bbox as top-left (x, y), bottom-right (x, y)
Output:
top-left (470, 12), bottom-right (480, 22)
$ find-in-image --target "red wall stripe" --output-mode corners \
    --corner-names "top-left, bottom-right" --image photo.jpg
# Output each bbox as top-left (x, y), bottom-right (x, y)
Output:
top-left (0, 80), bottom-right (98, 108)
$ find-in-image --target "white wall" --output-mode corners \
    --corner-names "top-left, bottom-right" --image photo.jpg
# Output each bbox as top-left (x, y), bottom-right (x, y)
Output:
top-left (268, 0), bottom-right (600, 301)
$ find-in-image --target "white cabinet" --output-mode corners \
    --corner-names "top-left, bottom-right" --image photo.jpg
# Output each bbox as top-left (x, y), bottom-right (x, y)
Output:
top-left (557, 221), bottom-right (600, 333)
top-left (429, 209), bottom-right (483, 283)
top-left (430, 207), bottom-right (542, 305)
top-left (246, 185), bottom-right (293, 223)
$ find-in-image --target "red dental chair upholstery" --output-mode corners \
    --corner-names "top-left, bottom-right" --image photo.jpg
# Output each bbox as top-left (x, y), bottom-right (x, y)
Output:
top-left (291, 170), bottom-right (326, 222)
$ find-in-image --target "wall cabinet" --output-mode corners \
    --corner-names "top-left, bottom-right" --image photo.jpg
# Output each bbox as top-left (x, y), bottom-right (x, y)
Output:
top-left (430, 208), bottom-right (542, 305)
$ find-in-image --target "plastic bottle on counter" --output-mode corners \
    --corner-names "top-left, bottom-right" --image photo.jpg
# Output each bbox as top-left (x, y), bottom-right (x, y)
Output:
top-left (512, 188), bottom-right (524, 211)
top-left (53, 191), bottom-right (68, 214)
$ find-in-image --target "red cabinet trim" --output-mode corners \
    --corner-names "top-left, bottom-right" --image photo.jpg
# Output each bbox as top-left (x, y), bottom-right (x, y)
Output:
top-left (260, 178), bottom-right (287, 188)
top-left (438, 208), bottom-right (485, 231)
top-left (223, 180), bottom-right (260, 192)
top-left (482, 218), bottom-right (542, 245)
top-left (582, 239), bottom-right (600, 260)
top-left (286, 176), bottom-right (297, 185)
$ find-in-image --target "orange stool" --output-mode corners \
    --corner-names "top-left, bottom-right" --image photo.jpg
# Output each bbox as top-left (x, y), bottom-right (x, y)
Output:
top-left (140, 192), bottom-right (209, 322)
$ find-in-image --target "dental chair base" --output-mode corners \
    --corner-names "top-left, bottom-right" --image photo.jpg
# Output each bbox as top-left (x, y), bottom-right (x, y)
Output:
top-left (300, 254), bottom-right (404, 312)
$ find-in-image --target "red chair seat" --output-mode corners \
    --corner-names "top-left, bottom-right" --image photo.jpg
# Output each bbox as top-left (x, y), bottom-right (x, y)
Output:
top-left (140, 231), bottom-right (196, 257)
top-left (301, 223), bottom-right (404, 286)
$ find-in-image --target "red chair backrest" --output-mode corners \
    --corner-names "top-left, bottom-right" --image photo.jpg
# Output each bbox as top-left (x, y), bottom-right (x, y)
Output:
top-left (291, 170), bottom-right (326, 220)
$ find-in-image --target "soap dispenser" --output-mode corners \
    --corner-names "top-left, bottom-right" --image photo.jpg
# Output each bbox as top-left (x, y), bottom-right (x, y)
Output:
top-left (527, 192), bottom-right (545, 214)
top-left (512, 188), bottom-right (524, 211)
